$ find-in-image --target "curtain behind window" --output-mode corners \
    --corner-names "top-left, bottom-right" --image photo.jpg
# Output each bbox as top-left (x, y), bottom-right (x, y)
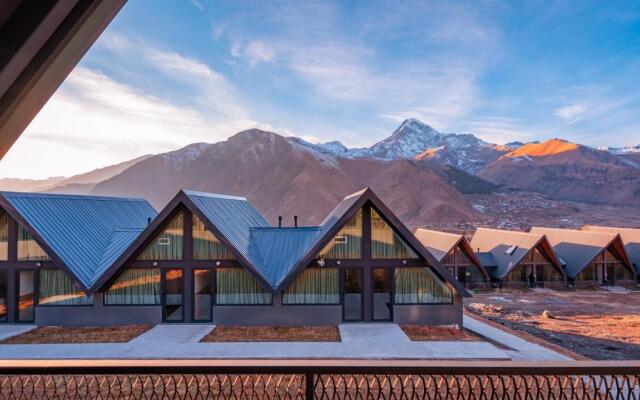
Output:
top-left (371, 208), bottom-right (418, 259)
top-left (283, 268), bottom-right (339, 304)
top-left (394, 267), bottom-right (452, 304)
top-left (137, 212), bottom-right (183, 260)
top-left (216, 268), bottom-right (271, 304)
top-left (192, 215), bottom-right (235, 260)
top-left (38, 270), bottom-right (92, 305)
top-left (17, 224), bottom-right (49, 261)
top-left (105, 269), bottom-right (161, 305)
top-left (317, 209), bottom-right (362, 259)
top-left (0, 213), bottom-right (8, 261)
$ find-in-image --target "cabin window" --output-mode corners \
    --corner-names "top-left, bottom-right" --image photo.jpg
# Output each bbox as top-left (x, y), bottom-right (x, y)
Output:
top-left (506, 265), bottom-right (527, 282)
top-left (283, 268), bottom-right (339, 304)
top-left (137, 212), bottom-right (184, 260)
top-left (105, 268), bottom-right (161, 305)
top-left (614, 263), bottom-right (634, 281)
top-left (192, 215), bottom-right (234, 260)
top-left (38, 270), bottom-right (92, 306)
top-left (371, 208), bottom-right (418, 259)
top-left (0, 213), bottom-right (8, 261)
top-left (394, 267), bottom-right (452, 304)
top-left (216, 268), bottom-right (271, 305)
top-left (17, 225), bottom-right (49, 261)
top-left (577, 263), bottom-right (597, 281)
top-left (317, 209), bottom-right (362, 259)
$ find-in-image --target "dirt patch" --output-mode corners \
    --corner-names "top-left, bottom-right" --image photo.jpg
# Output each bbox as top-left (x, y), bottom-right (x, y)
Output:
top-left (465, 290), bottom-right (640, 360)
top-left (401, 325), bottom-right (482, 342)
top-left (2, 325), bottom-right (151, 344)
top-left (202, 325), bottom-right (340, 342)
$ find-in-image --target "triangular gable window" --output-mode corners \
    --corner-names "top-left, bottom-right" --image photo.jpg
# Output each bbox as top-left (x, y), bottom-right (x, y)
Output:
top-left (192, 214), bottom-right (235, 260)
top-left (370, 208), bottom-right (418, 259)
top-left (137, 211), bottom-right (184, 260)
top-left (17, 224), bottom-right (50, 261)
top-left (318, 209), bottom-right (362, 259)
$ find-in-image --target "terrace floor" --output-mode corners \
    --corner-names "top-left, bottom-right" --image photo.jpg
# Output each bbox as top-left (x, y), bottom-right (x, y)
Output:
top-left (0, 321), bottom-right (568, 361)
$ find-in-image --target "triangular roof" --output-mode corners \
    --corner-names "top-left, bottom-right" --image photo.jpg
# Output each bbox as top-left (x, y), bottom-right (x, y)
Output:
top-left (470, 227), bottom-right (563, 279)
top-left (97, 188), bottom-right (470, 297)
top-left (95, 190), bottom-right (274, 291)
top-left (530, 227), bottom-right (635, 279)
top-left (414, 228), bottom-right (489, 279)
top-left (0, 192), bottom-right (157, 291)
top-left (582, 225), bottom-right (640, 274)
top-left (274, 188), bottom-right (471, 296)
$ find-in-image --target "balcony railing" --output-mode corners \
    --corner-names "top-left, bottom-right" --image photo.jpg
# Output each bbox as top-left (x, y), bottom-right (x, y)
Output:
top-left (0, 359), bottom-right (638, 399)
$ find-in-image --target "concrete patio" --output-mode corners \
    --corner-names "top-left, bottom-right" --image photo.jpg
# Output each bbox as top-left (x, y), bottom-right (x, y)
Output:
top-left (0, 320), bottom-right (570, 361)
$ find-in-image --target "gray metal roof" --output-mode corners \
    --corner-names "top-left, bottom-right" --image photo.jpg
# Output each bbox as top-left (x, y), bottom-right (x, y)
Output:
top-left (184, 190), bottom-right (272, 281)
top-left (249, 227), bottom-right (322, 287)
top-left (0, 192), bottom-right (156, 289)
top-left (414, 229), bottom-right (464, 261)
top-left (470, 228), bottom-right (550, 278)
top-left (477, 252), bottom-right (497, 268)
top-left (530, 227), bottom-right (629, 278)
top-left (582, 225), bottom-right (640, 274)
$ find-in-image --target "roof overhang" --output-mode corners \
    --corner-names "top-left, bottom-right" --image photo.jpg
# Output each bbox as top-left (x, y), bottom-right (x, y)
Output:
top-left (0, 0), bottom-right (126, 158)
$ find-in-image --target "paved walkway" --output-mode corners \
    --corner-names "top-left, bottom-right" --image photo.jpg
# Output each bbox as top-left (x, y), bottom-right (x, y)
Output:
top-left (129, 324), bottom-right (215, 344)
top-left (463, 315), bottom-right (571, 361)
top-left (0, 325), bottom-right (36, 341)
top-left (0, 323), bottom-right (509, 360)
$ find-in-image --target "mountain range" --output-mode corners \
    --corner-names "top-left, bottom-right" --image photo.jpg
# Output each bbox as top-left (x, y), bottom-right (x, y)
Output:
top-left (2, 118), bottom-right (640, 228)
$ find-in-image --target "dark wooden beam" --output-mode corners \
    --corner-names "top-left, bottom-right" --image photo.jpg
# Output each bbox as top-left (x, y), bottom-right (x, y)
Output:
top-left (0, 0), bottom-right (126, 159)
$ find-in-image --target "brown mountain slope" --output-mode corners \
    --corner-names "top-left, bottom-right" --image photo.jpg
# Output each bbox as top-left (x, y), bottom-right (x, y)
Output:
top-left (479, 139), bottom-right (640, 206)
top-left (90, 129), bottom-right (479, 226)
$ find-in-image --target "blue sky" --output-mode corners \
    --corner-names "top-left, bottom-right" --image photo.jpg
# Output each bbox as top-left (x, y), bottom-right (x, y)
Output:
top-left (2, 0), bottom-right (639, 179)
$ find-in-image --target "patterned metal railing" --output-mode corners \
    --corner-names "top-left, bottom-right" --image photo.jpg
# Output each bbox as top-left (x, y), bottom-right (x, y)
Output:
top-left (0, 360), bottom-right (638, 399)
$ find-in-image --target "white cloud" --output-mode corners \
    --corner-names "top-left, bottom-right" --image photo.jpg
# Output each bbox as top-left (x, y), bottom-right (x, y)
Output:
top-left (0, 34), bottom-right (262, 179)
top-left (243, 41), bottom-right (275, 65)
top-left (555, 104), bottom-right (586, 123)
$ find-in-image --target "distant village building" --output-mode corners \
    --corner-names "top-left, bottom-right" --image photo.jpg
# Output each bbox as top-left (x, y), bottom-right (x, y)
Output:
top-left (414, 229), bottom-right (489, 289)
top-left (469, 228), bottom-right (565, 288)
top-left (531, 227), bottom-right (636, 287)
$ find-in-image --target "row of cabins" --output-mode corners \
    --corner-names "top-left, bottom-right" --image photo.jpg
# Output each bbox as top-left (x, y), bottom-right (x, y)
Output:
top-left (420, 226), bottom-right (639, 289)
top-left (0, 188), bottom-right (469, 326)
top-left (0, 188), bottom-right (637, 328)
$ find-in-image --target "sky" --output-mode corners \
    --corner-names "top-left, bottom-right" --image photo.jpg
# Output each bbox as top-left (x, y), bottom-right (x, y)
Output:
top-left (1, 0), bottom-right (639, 179)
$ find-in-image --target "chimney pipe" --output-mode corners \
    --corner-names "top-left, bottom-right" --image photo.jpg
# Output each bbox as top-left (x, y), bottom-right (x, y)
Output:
top-left (278, 216), bottom-right (282, 228)
top-left (147, 217), bottom-right (152, 226)
top-left (294, 215), bottom-right (298, 228)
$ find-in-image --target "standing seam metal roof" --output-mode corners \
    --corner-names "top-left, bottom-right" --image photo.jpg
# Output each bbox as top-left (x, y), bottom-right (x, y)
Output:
top-left (414, 229), bottom-right (464, 262)
top-left (184, 190), bottom-right (272, 282)
top-left (582, 226), bottom-right (640, 274)
top-left (0, 192), bottom-right (157, 289)
top-left (249, 227), bottom-right (322, 287)
top-left (470, 227), bottom-right (547, 278)
top-left (530, 227), bottom-right (625, 278)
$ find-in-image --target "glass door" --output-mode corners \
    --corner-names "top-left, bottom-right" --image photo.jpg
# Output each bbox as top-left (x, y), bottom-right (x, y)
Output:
top-left (372, 268), bottom-right (392, 321)
top-left (193, 269), bottom-right (213, 322)
top-left (343, 268), bottom-right (363, 321)
top-left (163, 269), bottom-right (184, 322)
top-left (17, 270), bottom-right (35, 323)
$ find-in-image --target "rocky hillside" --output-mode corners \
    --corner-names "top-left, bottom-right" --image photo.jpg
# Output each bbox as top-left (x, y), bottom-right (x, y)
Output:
top-left (478, 139), bottom-right (640, 206)
top-left (90, 129), bottom-right (481, 226)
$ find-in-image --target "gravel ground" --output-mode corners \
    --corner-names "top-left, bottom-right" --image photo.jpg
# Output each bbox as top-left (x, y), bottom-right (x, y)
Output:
top-left (465, 290), bottom-right (640, 360)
